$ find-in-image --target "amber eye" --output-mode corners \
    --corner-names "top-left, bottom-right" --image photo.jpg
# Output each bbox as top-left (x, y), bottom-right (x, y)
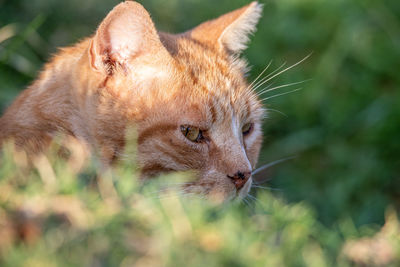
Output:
top-left (180, 125), bottom-right (203, 142)
top-left (242, 123), bottom-right (253, 136)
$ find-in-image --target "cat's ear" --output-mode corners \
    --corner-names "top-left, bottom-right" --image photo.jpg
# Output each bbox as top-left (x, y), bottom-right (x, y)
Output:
top-left (89, 1), bottom-right (168, 74)
top-left (189, 2), bottom-right (263, 55)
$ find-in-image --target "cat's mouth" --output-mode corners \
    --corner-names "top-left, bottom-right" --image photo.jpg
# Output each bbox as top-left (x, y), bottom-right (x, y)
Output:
top-left (145, 168), bottom-right (254, 202)
top-left (180, 175), bottom-right (253, 202)
top-left (236, 177), bottom-right (253, 199)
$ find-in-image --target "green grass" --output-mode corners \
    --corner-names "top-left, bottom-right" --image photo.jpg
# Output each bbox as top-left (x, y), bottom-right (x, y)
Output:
top-left (0, 142), bottom-right (398, 266)
top-left (1, 0), bottom-right (400, 265)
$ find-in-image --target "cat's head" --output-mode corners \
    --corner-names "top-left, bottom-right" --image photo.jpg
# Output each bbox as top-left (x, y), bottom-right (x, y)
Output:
top-left (89, 1), bottom-right (264, 201)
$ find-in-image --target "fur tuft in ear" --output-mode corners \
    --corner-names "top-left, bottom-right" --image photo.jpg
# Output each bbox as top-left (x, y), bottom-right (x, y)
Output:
top-left (189, 2), bottom-right (263, 55)
top-left (89, 1), bottom-right (165, 74)
top-left (219, 2), bottom-right (263, 54)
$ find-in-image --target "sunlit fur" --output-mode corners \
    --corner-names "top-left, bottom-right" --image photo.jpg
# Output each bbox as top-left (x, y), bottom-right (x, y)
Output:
top-left (0, 1), bottom-right (264, 201)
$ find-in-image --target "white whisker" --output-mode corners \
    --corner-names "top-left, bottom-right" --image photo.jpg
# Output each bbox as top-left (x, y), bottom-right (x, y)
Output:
top-left (261, 88), bottom-right (303, 101)
top-left (242, 197), bottom-right (252, 208)
top-left (247, 59), bottom-right (273, 90)
top-left (251, 184), bottom-right (282, 191)
top-left (252, 53), bottom-right (312, 92)
top-left (266, 108), bottom-right (288, 117)
top-left (258, 79), bottom-right (312, 96)
top-left (251, 185), bottom-right (270, 190)
top-left (256, 81), bottom-right (276, 96)
top-left (252, 62), bottom-right (286, 91)
top-left (252, 156), bottom-right (296, 175)
top-left (247, 193), bottom-right (263, 205)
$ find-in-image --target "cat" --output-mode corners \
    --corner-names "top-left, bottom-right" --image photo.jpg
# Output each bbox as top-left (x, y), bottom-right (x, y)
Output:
top-left (0, 1), bottom-right (264, 201)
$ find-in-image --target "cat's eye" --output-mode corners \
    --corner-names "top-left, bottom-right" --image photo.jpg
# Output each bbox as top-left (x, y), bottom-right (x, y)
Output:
top-left (180, 125), bottom-right (203, 142)
top-left (242, 123), bottom-right (253, 136)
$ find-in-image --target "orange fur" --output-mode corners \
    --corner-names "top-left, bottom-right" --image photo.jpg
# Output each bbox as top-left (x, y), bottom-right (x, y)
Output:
top-left (0, 1), bottom-right (264, 200)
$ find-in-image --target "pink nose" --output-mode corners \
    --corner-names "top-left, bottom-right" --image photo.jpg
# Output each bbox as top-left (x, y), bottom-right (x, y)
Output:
top-left (227, 171), bottom-right (251, 190)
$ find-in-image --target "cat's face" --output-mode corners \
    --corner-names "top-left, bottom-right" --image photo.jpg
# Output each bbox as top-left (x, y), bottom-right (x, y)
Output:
top-left (137, 38), bottom-right (264, 200)
top-left (89, 1), bottom-right (264, 200)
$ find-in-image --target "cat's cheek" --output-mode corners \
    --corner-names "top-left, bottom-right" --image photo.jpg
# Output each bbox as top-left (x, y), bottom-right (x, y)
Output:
top-left (245, 132), bottom-right (263, 169)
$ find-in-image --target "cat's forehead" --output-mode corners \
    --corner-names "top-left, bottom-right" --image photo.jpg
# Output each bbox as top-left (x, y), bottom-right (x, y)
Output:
top-left (176, 41), bottom-right (240, 78)
top-left (152, 37), bottom-right (263, 126)
top-left (176, 43), bottom-right (258, 115)
top-left (171, 77), bottom-right (261, 129)
top-left (172, 40), bottom-right (246, 94)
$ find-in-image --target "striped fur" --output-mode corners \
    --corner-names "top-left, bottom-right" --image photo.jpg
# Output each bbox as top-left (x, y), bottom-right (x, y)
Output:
top-left (0, 1), bottom-right (264, 200)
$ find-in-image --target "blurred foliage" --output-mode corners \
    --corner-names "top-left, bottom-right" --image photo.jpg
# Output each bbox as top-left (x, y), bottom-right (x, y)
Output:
top-left (1, 0), bottom-right (400, 265)
top-left (0, 141), bottom-right (399, 266)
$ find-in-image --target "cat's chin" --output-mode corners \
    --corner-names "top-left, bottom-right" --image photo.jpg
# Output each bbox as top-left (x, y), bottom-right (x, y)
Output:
top-left (236, 177), bottom-right (253, 200)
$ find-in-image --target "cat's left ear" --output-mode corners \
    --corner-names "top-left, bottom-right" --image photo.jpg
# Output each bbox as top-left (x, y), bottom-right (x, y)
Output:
top-left (189, 1), bottom-right (263, 55)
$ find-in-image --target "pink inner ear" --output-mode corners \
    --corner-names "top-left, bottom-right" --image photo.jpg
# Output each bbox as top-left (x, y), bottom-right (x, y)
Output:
top-left (107, 20), bottom-right (143, 62)
top-left (89, 1), bottom-right (162, 72)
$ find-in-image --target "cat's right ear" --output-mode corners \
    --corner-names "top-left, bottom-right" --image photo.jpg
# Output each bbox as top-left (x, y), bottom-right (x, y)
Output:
top-left (89, 1), bottom-right (169, 74)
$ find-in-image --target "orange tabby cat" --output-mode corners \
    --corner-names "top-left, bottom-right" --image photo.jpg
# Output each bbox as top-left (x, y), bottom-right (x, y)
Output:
top-left (0, 1), bottom-right (264, 200)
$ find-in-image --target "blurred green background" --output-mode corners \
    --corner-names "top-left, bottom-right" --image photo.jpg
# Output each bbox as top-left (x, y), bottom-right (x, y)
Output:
top-left (0, 0), bottom-right (400, 265)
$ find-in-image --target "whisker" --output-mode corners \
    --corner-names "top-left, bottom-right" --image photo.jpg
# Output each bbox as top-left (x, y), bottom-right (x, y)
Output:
top-left (252, 156), bottom-right (296, 175)
top-left (252, 53), bottom-right (312, 92)
top-left (251, 185), bottom-right (270, 190)
top-left (261, 87), bottom-right (303, 102)
top-left (247, 194), bottom-right (256, 201)
top-left (266, 108), bottom-right (288, 117)
top-left (247, 193), bottom-right (263, 205)
top-left (256, 81), bottom-right (276, 97)
top-left (247, 59), bottom-right (273, 90)
top-left (242, 197), bottom-right (252, 208)
top-left (252, 62), bottom-right (286, 91)
top-left (251, 184), bottom-right (282, 191)
top-left (258, 79), bottom-right (312, 96)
